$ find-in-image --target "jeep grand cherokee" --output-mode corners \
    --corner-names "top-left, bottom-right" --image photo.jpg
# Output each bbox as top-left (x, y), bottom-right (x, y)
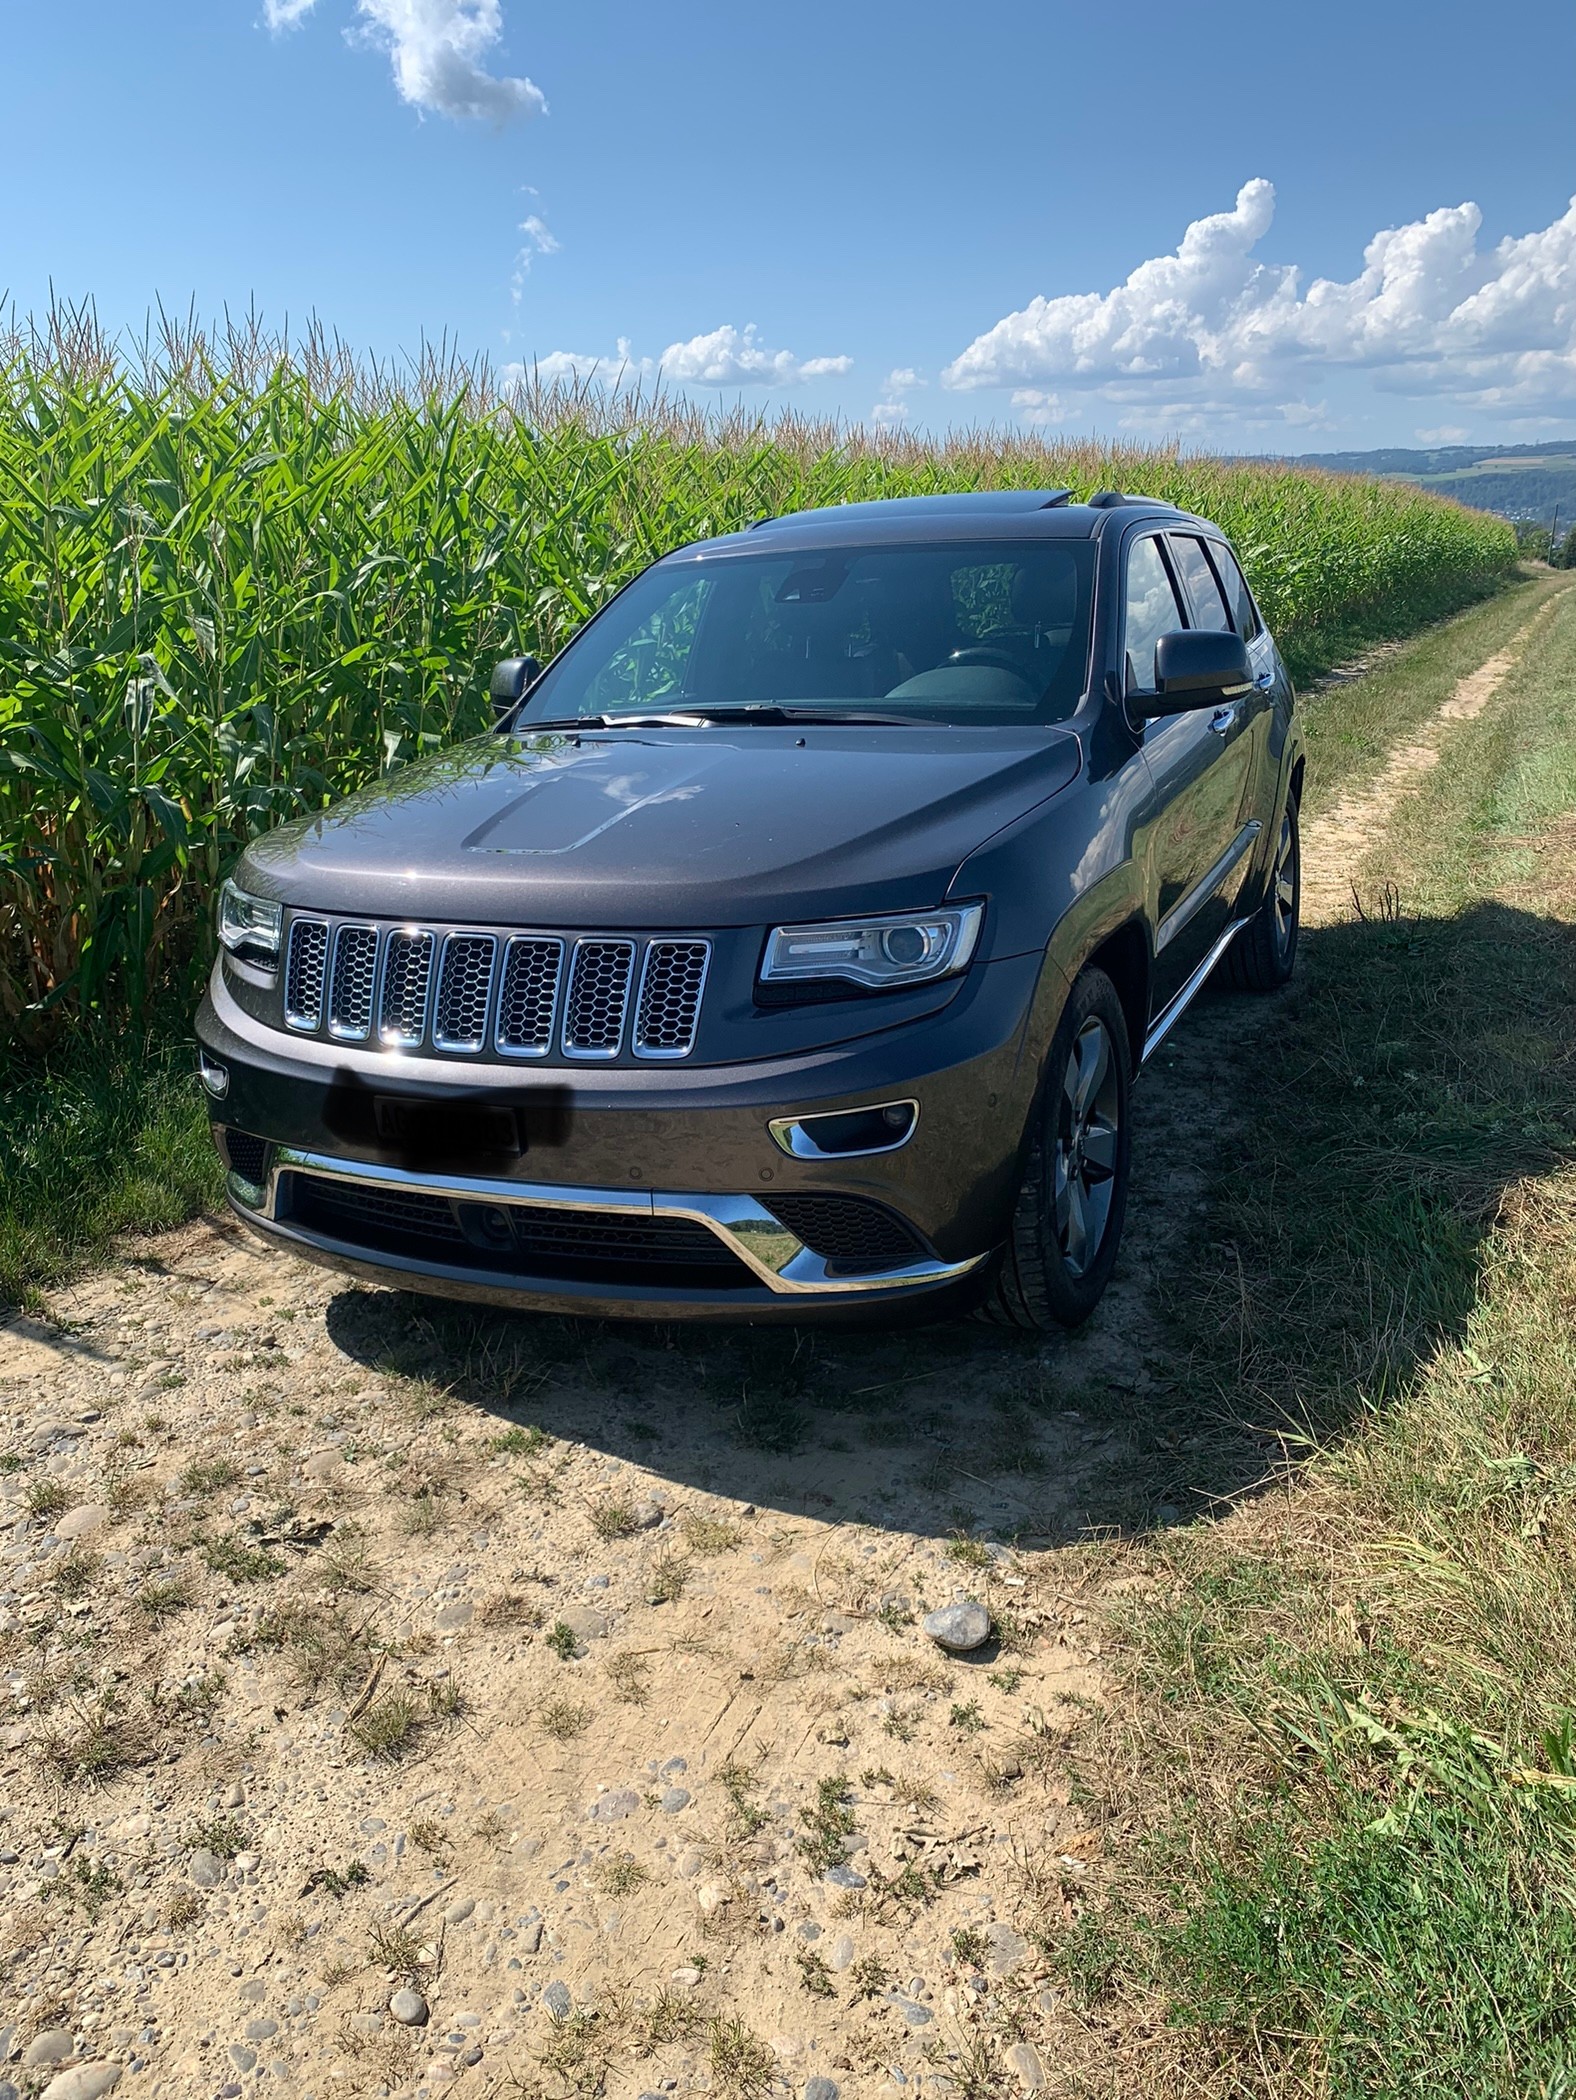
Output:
top-left (196, 489), bottom-right (1302, 1328)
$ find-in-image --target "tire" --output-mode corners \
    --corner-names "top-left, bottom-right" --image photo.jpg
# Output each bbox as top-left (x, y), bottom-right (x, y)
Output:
top-left (979, 966), bottom-right (1133, 1331)
top-left (1227, 791), bottom-right (1300, 993)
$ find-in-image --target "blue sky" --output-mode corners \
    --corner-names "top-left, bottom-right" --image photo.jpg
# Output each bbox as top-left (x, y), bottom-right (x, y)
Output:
top-left (4, 0), bottom-right (1575, 450)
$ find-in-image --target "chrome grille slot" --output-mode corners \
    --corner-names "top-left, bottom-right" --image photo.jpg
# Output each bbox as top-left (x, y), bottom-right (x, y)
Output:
top-left (379, 929), bottom-right (435, 1047)
top-left (563, 939), bottom-right (635, 1058)
top-left (433, 933), bottom-right (497, 1053)
top-left (282, 920), bottom-right (711, 1061)
top-left (496, 936), bottom-right (564, 1057)
top-left (284, 918), bottom-right (328, 1031)
top-left (328, 925), bottom-right (378, 1040)
top-left (634, 940), bottom-right (711, 1059)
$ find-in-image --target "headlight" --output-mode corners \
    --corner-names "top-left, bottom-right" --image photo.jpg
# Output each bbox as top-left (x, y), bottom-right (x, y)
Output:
top-left (217, 879), bottom-right (283, 970)
top-left (760, 903), bottom-right (983, 993)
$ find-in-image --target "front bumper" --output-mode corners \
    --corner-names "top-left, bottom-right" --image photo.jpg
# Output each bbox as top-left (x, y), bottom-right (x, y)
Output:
top-left (196, 948), bottom-right (1058, 1323)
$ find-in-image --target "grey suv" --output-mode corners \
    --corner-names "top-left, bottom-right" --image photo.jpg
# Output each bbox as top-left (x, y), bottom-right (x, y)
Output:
top-left (196, 489), bottom-right (1302, 1329)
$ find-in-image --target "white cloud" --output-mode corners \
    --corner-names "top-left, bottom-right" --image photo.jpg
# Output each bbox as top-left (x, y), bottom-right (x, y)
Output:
top-left (265, 0), bottom-right (545, 123)
top-left (1415, 424), bottom-right (1471, 444)
top-left (944, 182), bottom-right (1576, 419)
top-left (504, 340), bottom-right (647, 390)
top-left (510, 211), bottom-right (560, 302)
top-left (657, 325), bottom-right (851, 387)
top-left (516, 324), bottom-right (851, 393)
top-left (356, 0), bottom-right (545, 122)
top-left (870, 366), bottom-right (925, 426)
top-left (1011, 388), bottom-right (1063, 424)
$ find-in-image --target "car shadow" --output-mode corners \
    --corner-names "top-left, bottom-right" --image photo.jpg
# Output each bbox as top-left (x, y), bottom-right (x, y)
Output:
top-left (319, 893), bottom-right (1576, 1549)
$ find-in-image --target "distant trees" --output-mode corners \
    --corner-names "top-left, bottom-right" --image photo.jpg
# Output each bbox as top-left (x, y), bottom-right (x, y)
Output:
top-left (1513, 520), bottom-right (1576, 565)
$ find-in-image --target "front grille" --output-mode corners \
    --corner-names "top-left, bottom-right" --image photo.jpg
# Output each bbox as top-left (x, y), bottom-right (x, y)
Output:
top-left (764, 1194), bottom-right (926, 1274)
top-left (433, 933), bottom-right (497, 1053)
top-left (496, 936), bottom-right (564, 1056)
top-left (290, 1177), bottom-right (468, 1246)
top-left (328, 925), bottom-right (378, 1039)
top-left (563, 940), bottom-right (635, 1058)
top-left (220, 1129), bottom-right (272, 1187)
top-left (280, 917), bottom-right (711, 1063)
top-left (635, 940), bottom-right (710, 1058)
top-left (379, 930), bottom-right (434, 1047)
top-left (284, 1173), bottom-right (753, 1289)
top-left (284, 919), bottom-right (328, 1030)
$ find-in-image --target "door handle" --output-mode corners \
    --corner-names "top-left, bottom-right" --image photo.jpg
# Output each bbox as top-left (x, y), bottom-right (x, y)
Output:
top-left (1209, 705), bottom-right (1239, 736)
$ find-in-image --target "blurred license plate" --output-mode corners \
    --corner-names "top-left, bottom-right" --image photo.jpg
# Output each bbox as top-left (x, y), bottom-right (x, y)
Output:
top-left (373, 1099), bottom-right (521, 1155)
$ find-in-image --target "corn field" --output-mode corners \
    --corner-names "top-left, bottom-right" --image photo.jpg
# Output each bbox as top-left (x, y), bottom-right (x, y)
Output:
top-left (0, 312), bottom-right (1517, 1041)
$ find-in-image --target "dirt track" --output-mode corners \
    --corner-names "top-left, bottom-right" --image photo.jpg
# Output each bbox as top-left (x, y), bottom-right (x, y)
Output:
top-left (0, 608), bottom-right (1545, 2100)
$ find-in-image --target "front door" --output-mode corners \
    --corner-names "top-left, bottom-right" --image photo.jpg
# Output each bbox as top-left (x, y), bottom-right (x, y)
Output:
top-left (1123, 531), bottom-right (1257, 1017)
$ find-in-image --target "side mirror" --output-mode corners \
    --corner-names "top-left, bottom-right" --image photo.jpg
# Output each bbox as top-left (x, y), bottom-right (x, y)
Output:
top-left (490, 655), bottom-right (541, 723)
top-left (1138, 631), bottom-right (1253, 718)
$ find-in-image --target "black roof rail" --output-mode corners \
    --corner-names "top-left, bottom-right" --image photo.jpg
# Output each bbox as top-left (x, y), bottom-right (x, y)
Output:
top-left (1087, 489), bottom-right (1182, 512)
top-left (749, 488), bottom-right (1074, 530)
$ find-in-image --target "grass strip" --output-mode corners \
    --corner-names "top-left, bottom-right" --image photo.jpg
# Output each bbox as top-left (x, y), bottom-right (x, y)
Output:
top-left (1060, 574), bottom-right (1576, 2096)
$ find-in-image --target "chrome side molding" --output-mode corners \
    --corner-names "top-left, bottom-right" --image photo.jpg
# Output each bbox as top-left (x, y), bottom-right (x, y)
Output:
top-left (1155, 821), bottom-right (1261, 955)
top-left (1142, 915), bottom-right (1251, 1064)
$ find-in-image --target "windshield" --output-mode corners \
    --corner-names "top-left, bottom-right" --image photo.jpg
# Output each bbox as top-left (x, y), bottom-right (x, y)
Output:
top-left (516, 540), bottom-right (1097, 728)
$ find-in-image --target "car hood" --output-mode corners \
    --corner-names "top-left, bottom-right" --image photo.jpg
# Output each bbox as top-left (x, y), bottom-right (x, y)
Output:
top-left (241, 724), bottom-right (1082, 928)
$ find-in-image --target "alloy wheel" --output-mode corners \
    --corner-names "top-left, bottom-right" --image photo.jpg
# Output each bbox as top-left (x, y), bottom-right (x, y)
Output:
top-left (1052, 1015), bottom-right (1121, 1278)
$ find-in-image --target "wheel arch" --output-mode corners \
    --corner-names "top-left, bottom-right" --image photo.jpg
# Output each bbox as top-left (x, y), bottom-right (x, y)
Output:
top-left (1078, 919), bottom-right (1150, 1070)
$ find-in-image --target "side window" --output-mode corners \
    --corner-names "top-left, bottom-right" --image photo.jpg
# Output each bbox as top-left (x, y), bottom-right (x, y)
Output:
top-left (1122, 536), bottom-right (1185, 694)
top-left (1209, 541), bottom-right (1262, 643)
top-left (579, 574), bottom-right (712, 712)
top-left (1168, 536), bottom-right (1232, 632)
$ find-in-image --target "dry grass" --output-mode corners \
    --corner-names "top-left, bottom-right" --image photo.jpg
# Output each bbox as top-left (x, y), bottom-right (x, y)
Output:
top-left (706, 2015), bottom-right (777, 2097)
top-left (37, 1693), bottom-right (149, 1786)
top-left (539, 1699), bottom-right (591, 1741)
top-left (591, 1854), bottom-right (648, 1896)
top-left (589, 1498), bottom-right (637, 1541)
top-left (647, 1553), bottom-right (690, 1605)
top-left (604, 1650), bottom-right (653, 1705)
top-left (681, 1510), bottom-right (742, 1555)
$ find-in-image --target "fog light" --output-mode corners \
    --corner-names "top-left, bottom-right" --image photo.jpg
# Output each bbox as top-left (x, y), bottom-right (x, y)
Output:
top-left (198, 1052), bottom-right (230, 1100)
top-left (767, 1099), bottom-right (919, 1160)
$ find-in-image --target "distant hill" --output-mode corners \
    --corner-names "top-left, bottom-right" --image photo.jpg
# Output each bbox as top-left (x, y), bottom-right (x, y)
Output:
top-left (1283, 439), bottom-right (1576, 524)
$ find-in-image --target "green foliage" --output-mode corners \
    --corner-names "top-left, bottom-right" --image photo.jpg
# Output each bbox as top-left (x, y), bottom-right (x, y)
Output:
top-left (0, 1015), bottom-right (220, 1307)
top-left (0, 322), bottom-right (1516, 1038)
top-left (797, 1773), bottom-right (857, 1870)
top-left (1114, 1735), bottom-right (1576, 2100)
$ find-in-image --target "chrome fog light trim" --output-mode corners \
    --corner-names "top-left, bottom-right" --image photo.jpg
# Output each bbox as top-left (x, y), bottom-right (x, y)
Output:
top-left (768, 1099), bottom-right (919, 1159)
top-left (197, 1051), bottom-right (230, 1100)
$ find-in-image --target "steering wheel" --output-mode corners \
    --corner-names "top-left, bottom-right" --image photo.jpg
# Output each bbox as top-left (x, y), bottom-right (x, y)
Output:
top-left (946, 645), bottom-right (1028, 675)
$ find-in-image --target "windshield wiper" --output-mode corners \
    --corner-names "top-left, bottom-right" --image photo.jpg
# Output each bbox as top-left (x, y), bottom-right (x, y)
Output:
top-left (519, 705), bottom-right (930, 732)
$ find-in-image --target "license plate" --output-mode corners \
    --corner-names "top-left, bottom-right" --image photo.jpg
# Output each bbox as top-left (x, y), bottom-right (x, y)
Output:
top-left (373, 1098), bottom-right (521, 1156)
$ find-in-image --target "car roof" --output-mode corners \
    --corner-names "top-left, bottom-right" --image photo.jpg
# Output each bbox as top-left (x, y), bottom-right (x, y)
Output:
top-left (674, 489), bottom-right (1199, 558)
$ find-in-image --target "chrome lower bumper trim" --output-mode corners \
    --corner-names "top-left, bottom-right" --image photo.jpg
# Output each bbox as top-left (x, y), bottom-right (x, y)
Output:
top-left (234, 1147), bottom-right (986, 1299)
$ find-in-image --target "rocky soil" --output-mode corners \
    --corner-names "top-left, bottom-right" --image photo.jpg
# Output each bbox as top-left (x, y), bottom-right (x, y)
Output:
top-left (2, 1191), bottom-right (1217, 2100)
top-left (2, 736), bottom-right (1369, 2100)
